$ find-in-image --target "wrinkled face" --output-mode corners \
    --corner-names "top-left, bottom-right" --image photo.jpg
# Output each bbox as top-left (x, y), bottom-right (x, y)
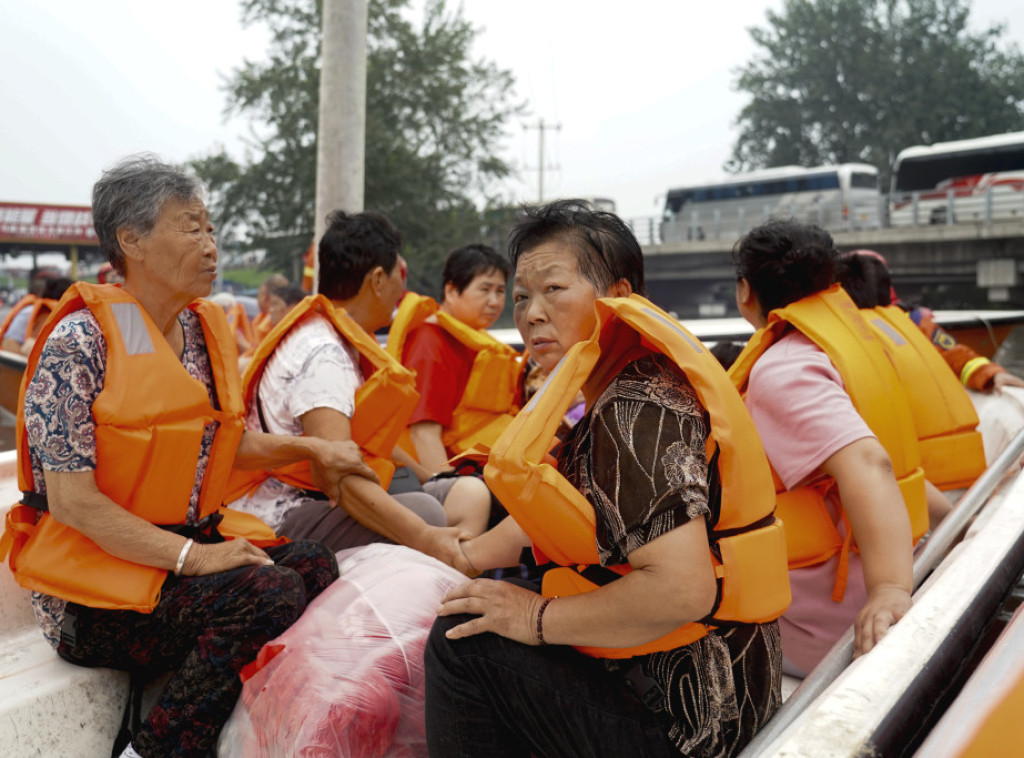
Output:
top-left (512, 241), bottom-right (603, 373)
top-left (132, 197), bottom-right (218, 301)
top-left (443, 268), bottom-right (507, 330)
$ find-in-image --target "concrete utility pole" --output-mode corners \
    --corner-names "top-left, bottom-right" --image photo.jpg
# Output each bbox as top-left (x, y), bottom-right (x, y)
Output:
top-left (314, 0), bottom-right (368, 291)
top-left (523, 118), bottom-right (561, 203)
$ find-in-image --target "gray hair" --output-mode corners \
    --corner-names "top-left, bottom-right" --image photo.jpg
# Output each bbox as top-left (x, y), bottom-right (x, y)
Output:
top-left (91, 154), bottom-right (206, 275)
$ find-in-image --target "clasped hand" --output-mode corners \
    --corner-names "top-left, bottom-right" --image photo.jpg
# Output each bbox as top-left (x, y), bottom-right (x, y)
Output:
top-left (309, 439), bottom-right (378, 502)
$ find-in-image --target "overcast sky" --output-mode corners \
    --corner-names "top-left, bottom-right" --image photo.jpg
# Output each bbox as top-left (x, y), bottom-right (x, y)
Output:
top-left (3, 0), bottom-right (1024, 222)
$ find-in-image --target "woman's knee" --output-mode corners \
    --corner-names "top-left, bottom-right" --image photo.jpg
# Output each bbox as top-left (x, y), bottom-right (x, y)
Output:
top-left (245, 563), bottom-right (309, 627)
top-left (267, 539), bottom-right (339, 597)
top-left (394, 491), bottom-right (447, 527)
top-left (426, 613), bottom-right (469, 672)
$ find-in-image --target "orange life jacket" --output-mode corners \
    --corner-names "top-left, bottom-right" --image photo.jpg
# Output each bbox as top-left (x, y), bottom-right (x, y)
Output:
top-left (0, 282), bottom-right (279, 612)
top-left (864, 305), bottom-right (986, 490)
top-left (302, 242), bottom-right (316, 293)
top-left (484, 294), bottom-right (791, 659)
top-left (225, 301), bottom-right (256, 348)
top-left (729, 285), bottom-right (928, 601)
top-left (0, 294), bottom-right (59, 345)
top-left (251, 311), bottom-right (272, 343)
top-left (387, 293), bottom-right (523, 455)
top-left (224, 295), bottom-right (419, 498)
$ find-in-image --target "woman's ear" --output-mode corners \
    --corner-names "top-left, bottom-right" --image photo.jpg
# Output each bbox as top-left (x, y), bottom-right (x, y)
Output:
top-left (735, 277), bottom-right (767, 327)
top-left (606, 278), bottom-right (632, 298)
top-left (442, 281), bottom-right (458, 305)
top-left (117, 226), bottom-right (143, 264)
top-left (736, 277), bottom-right (753, 307)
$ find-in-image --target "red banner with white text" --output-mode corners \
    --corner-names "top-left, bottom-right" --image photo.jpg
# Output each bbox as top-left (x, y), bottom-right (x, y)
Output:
top-left (0, 202), bottom-right (96, 245)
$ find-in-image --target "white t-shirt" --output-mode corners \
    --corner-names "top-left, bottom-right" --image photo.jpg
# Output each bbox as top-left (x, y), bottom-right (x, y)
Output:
top-left (228, 313), bottom-right (363, 529)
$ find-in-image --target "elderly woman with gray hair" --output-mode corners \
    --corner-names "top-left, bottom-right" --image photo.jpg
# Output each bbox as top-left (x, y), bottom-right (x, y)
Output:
top-left (3, 154), bottom-right (376, 758)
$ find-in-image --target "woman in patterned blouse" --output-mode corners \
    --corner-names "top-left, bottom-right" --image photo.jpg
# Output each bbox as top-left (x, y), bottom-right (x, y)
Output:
top-left (20, 154), bottom-right (377, 758)
top-left (423, 200), bottom-right (782, 758)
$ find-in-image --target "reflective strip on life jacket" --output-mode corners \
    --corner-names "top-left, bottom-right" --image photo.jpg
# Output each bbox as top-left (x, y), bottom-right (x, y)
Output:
top-left (484, 294), bottom-right (790, 659)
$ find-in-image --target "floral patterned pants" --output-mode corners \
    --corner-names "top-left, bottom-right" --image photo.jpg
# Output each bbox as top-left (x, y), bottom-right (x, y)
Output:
top-left (57, 540), bottom-right (338, 757)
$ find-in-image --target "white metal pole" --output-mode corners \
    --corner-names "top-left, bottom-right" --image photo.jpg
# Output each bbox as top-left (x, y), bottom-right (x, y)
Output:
top-left (314, 0), bottom-right (368, 293)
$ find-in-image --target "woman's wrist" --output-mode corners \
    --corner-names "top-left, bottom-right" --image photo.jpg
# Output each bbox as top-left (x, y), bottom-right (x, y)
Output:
top-left (458, 540), bottom-right (480, 576)
top-left (174, 538), bottom-right (194, 576)
top-left (536, 596), bottom-right (555, 645)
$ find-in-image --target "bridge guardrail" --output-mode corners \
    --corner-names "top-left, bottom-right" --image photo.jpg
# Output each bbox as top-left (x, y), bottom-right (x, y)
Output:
top-left (627, 186), bottom-right (1024, 247)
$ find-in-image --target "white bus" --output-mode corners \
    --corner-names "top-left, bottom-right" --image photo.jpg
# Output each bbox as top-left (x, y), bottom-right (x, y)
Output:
top-left (890, 131), bottom-right (1024, 226)
top-left (659, 163), bottom-right (881, 243)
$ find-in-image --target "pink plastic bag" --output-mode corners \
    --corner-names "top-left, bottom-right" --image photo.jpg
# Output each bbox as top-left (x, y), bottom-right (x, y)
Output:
top-left (218, 543), bottom-right (465, 758)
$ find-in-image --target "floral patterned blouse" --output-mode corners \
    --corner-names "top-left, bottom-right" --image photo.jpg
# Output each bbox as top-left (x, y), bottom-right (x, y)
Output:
top-left (22, 308), bottom-right (217, 647)
top-left (557, 355), bottom-right (782, 757)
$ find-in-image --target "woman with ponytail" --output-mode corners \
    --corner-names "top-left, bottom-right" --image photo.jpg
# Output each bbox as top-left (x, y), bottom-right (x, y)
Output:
top-left (730, 219), bottom-right (918, 677)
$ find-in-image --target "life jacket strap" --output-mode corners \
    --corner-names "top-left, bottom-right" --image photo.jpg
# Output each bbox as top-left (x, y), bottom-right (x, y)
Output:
top-left (20, 491), bottom-right (49, 511)
top-left (578, 563), bottom-right (622, 586)
top-left (831, 511), bottom-right (854, 603)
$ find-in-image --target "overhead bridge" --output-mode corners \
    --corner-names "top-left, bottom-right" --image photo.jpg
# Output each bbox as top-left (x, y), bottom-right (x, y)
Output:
top-left (632, 218), bottom-right (1024, 318)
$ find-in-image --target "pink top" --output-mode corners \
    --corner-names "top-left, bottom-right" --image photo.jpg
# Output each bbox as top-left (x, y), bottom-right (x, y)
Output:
top-left (745, 330), bottom-right (875, 674)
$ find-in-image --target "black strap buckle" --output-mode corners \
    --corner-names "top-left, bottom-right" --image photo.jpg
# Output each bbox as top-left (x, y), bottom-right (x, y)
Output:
top-left (20, 491), bottom-right (49, 511)
top-left (159, 511), bottom-right (225, 544)
top-left (622, 661), bottom-right (665, 709)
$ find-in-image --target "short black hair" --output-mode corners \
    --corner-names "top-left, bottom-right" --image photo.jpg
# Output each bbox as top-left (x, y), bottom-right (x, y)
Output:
top-left (508, 199), bottom-right (646, 295)
top-left (441, 244), bottom-right (510, 299)
top-left (318, 210), bottom-right (402, 301)
top-left (838, 253), bottom-right (892, 308)
top-left (709, 340), bottom-right (744, 371)
top-left (733, 218), bottom-right (838, 314)
top-left (270, 283), bottom-right (306, 307)
top-left (41, 277), bottom-right (74, 301)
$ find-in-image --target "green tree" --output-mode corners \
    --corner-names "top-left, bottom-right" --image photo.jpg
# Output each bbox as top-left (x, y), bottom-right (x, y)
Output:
top-left (193, 0), bottom-right (521, 293)
top-left (729, 0), bottom-right (1024, 185)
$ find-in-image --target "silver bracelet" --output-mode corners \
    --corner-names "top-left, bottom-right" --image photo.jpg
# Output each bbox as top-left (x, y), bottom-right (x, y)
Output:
top-left (174, 538), bottom-right (194, 576)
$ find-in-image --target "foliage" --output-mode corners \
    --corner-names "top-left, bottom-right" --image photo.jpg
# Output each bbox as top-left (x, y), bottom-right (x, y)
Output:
top-left (220, 265), bottom-right (269, 290)
top-left (729, 0), bottom-right (1024, 185)
top-left (193, 0), bottom-right (521, 293)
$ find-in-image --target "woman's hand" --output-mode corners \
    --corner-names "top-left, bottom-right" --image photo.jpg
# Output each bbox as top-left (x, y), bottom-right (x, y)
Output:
top-left (309, 438), bottom-right (378, 501)
top-left (183, 539), bottom-right (274, 576)
top-left (437, 579), bottom-right (545, 645)
top-left (412, 525), bottom-right (476, 574)
top-left (853, 585), bottom-right (912, 658)
top-left (821, 438), bottom-right (914, 658)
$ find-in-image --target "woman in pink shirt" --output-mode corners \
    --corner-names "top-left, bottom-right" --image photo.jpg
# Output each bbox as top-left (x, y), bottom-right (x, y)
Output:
top-left (732, 220), bottom-right (915, 677)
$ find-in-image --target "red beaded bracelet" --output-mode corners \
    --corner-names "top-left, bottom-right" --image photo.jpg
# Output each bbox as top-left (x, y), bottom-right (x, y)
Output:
top-left (536, 597), bottom-right (554, 645)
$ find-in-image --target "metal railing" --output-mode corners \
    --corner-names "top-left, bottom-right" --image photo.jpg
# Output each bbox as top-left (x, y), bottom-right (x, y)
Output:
top-left (626, 186), bottom-right (1024, 246)
top-left (737, 425), bottom-right (1024, 757)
